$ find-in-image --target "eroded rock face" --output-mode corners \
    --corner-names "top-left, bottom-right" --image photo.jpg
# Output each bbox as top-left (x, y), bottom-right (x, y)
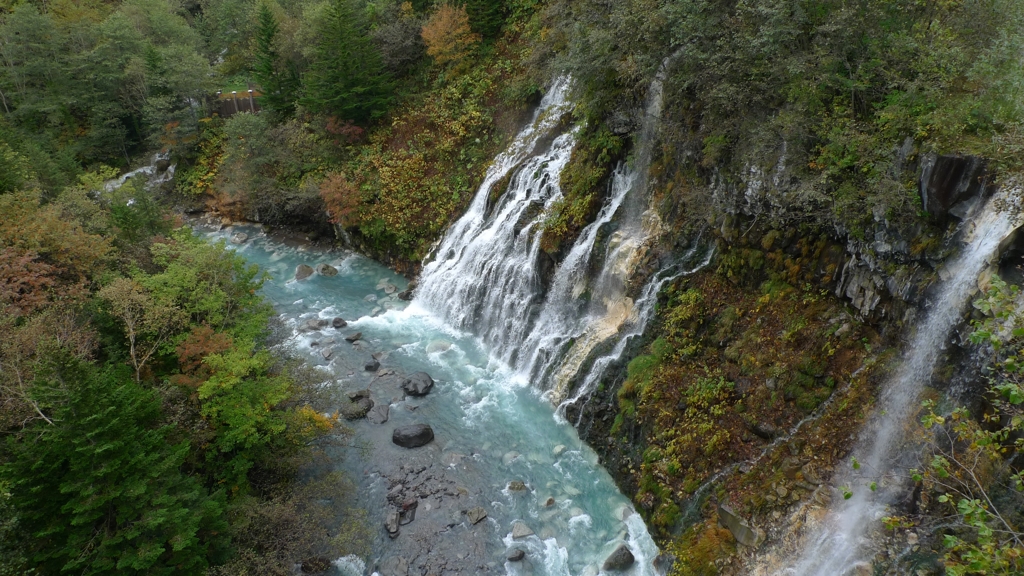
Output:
top-left (402, 372), bottom-right (435, 397)
top-left (295, 264), bottom-right (314, 280)
top-left (602, 544), bottom-right (635, 571)
top-left (392, 424), bottom-right (434, 448)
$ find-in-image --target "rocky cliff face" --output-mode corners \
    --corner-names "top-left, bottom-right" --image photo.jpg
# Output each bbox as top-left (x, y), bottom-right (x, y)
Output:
top-left (566, 127), bottom-right (1018, 573)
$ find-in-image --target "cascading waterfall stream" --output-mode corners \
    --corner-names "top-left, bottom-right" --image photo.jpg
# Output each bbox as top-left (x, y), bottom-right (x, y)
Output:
top-left (787, 188), bottom-right (1022, 575)
top-left (419, 53), bottom-right (689, 411)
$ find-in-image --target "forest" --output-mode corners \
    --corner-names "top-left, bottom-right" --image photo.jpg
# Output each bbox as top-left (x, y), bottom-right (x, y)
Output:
top-left (3, 0), bottom-right (1024, 574)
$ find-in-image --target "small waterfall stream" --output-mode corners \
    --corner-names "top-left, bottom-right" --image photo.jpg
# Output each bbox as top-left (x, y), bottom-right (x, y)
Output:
top-left (787, 188), bottom-right (1022, 574)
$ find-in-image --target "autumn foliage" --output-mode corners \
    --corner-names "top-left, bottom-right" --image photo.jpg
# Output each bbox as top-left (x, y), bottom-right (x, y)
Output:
top-left (421, 4), bottom-right (480, 65)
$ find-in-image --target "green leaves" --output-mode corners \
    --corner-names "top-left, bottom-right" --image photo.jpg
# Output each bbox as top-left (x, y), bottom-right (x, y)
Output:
top-left (1, 358), bottom-right (228, 575)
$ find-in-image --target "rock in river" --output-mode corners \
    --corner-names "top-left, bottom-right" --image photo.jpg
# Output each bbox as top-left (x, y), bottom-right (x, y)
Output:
top-left (467, 506), bottom-right (487, 525)
top-left (385, 508), bottom-right (400, 539)
top-left (295, 264), bottom-right (314, 280)
top-left (365, 358), bottom-right (380, 371)
top-left (603, 544), bottom-right (635, 571)
top-left (506, 549), bottom-right (525, 562)
top-left (342, 397), bottom-right (373, 420)
top-left (345, 332), bottom-right (362, 343)
top-left (367, 403), bottom-right (389, 424)
top-left (402, 372), bottom-right (434, 397)
top-left (316, 263), bottom-right (338, 276)
top-left (511, 521), bottom-right (534, 539)
top-left (392, 424), bottom-right (434, 448)
top-left (229, 232), bottom-right (248, 244)
top-left (332, 317), bottom-right (347, 328)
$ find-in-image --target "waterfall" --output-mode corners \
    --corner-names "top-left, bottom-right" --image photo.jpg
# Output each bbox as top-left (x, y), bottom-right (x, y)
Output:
top-left (104, 151), bottom-right (176, 191)
top-left (787, 188), bottom-right (1022, 575)
top-left (417, 54), bottom-right (698, 408)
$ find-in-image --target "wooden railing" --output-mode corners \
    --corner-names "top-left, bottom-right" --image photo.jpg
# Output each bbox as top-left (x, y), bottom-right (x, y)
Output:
top-left (212, 89), bottom-right (262, 118)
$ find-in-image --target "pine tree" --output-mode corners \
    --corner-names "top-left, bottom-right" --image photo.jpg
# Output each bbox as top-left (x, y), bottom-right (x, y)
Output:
top-left (464, 0), bottom-right (506, 39)
top-left (300, 0), bottom-right (392, 124)
top-left (2, 359), bottom-right (229, 575)
top-left (252, 4), bottom-right (298, 116)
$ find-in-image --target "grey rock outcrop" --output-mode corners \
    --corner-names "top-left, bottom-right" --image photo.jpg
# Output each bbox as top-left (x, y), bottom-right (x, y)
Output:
top-left (295, 264), bottom-right (314, 280)
top-left (467, 506), bottom-right (487, 525)
top-left (511, 521), bottom-right (533, 539)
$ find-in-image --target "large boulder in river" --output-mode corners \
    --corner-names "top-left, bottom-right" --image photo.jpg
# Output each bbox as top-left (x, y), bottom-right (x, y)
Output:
top-left (402, 372), bottom-right (435, 397)
top-left (342, 397), bottom-right (373, 420)
top-left (602, 544), bottom-right (635, 571)
top-left (229, 232), bottom-right (248, 244)
top-left (316, 263), bottom-right (338, 276)
top-left (295, 264), bottom-right (314, 280)
top-left (392, 424), bottom-right (434, 448)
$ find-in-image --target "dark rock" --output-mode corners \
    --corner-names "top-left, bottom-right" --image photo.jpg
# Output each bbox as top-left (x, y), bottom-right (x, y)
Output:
top-left (717, 503), bottom-right (764, 547)
top-left (365, 358), bottom-right (381, 371)
top-left (295, 264), bottom-right (314, 280)
top-left (392, 424), bottom-right (434, 448)
top-left (367, 403), bottom-right (390, 424)
top-left (342, 397), bottom-right (373, 420)
top-left (506, 548), bottom-right (525, 562)
top-left (603, 544), bottom-right (635, 571)
top-left (397, 289), bottom-right (414, 301)
top-left (507, 481), bottom-right (527, 492)
top-left (229, 232), bottom-right (248, 244)
top-left (345, 332), bottom-right (362, 343)
top-left (300, 556), bottom-right (332, 573)
top-left (749, 421), bottom-right (779, 440)
top-left (320, 347), bottom-right (334, 360)
top-left (348, 389), bottom-right (370, 401)
top-left (385, 508), bottom-right (400, 539)
top-left (467, 506), bottom-right (487, 525)
top-left (332, 317), bottom-right (347, 328)
top-left (543, 497), bottom-right (555, 507)
top-left (920, 154), bottom-right (996, 221)
top-left (316, 263), bottom-right (338, 276)
top-left (402, 372), bottom-right (435, 397)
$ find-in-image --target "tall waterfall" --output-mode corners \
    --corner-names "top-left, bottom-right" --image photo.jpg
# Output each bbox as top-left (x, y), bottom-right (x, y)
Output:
top-left (787, 188), bottom-right (1022, 574)
top-left (417, 57), bottom-right (706, 407)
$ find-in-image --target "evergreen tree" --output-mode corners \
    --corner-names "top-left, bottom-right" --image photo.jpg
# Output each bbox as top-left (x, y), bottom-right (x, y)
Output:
top-left (465, 0), bottom-right (505, 39)
top-left (1, 359), bottom-right (229, 575)
top-left (252, 4), bottom-right (298, 117)
top-left (300, 0), bottom-right (392, 124)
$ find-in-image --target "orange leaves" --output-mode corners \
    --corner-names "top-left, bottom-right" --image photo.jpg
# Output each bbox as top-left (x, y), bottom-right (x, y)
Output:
top-left (172, 326), bottom-right (235, 388)
top-left (319, 171), bottom-right (364, 227)
top-left (421, 4), bottom-right (480, 66)
top-left (0, 247), bottom-right (58, 318)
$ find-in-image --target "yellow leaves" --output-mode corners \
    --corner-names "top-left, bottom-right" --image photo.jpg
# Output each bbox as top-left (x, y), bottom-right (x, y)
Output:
top-left (422, 4), bottom-right (481, 66)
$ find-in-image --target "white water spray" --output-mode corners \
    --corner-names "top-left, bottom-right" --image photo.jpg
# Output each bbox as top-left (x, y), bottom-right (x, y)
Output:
top-left (787, 188), bottom-right (1022, 575)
